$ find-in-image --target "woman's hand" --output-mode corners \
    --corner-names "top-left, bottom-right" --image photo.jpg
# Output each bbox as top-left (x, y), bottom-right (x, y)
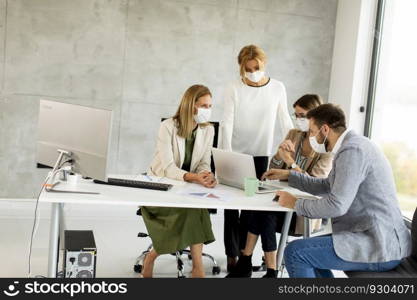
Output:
top-left (197, 171), bottom-right (217, 188)
top-left (278, 147), bottom-right (295, 166)
top-left (274, 139), bottom-right (296, 165)
top-left (279, 140), bottom-right (295, 153)
top-left (261, 169), bottom-right (290, 181)
top-left (184, 171), bottom-right (217, 188)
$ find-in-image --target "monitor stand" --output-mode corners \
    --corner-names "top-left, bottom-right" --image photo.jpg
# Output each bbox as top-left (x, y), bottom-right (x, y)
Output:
top-left (44, 149), bottom-right (99, 195)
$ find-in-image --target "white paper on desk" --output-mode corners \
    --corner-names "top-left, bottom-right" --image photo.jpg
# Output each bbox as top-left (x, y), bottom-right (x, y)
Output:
top-left (177, 186), bottom-right (233, 202)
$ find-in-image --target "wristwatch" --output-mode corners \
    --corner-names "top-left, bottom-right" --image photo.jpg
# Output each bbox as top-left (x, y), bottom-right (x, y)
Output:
top-left (291, 162), bottom-right (298, 169)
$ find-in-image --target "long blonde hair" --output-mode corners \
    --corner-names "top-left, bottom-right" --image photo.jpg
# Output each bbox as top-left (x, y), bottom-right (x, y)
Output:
top-left (238, 45), bottom-right (267, 84)
top-left (173, 85), bottom-right (212, 138)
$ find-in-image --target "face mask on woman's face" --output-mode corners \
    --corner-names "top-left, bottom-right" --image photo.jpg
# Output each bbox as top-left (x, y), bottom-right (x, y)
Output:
top-left (194, 107), bottom-right (212, 124)
top-left (245, 70), bottom-right (265, 83)
top-left (295, 118), bottom-right (309, 132)
top-left (309, 127), bottom-right (329, 154)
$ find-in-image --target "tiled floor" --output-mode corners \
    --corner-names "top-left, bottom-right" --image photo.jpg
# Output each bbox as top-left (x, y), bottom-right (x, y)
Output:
top-left (0, 199), bottom-right (345, 278)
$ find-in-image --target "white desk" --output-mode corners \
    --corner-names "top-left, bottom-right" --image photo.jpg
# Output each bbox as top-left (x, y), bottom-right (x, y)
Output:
top-left (39, 175), bottom-right (312, 277)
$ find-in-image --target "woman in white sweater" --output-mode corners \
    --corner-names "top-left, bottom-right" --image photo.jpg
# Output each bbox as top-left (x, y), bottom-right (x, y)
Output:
top-left (221, 45), bottom-right (293, 270)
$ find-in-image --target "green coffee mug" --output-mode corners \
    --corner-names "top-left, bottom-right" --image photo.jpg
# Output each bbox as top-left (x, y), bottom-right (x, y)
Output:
top-left (244, 177), bottom-right (259, 197)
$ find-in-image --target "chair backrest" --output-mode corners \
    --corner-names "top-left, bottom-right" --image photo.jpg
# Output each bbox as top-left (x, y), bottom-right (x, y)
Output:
top-left (161, 118), bottom-right (219, 146)
top-left (161, 118), bottom-right (219, 172)
top-left (411, 208), bottom-right (417, 257)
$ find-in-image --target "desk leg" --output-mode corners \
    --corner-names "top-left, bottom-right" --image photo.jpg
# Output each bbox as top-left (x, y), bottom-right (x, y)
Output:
top-left (47, 203), bottom-right (61, 278)
top-left (59, 204), bottom-right (66, 251)
top-left (303, 217), bottom-right (311, 239)
top-left (276, 211), bottom-right (293, 273)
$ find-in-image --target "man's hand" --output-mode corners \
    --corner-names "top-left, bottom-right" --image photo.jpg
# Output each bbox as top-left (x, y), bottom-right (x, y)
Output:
top-left (261, 169), bottom-right (290, 181)
top-left (277, 191), bottom-right (297, 209)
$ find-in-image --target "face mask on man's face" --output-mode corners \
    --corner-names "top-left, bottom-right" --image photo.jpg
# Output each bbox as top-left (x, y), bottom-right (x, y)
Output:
top-left (309, 127), bottom-right (329, 154)
top-left (194, 107), bottom-right (211, 124)
top-left (245, 70), bottom-right (265, 83)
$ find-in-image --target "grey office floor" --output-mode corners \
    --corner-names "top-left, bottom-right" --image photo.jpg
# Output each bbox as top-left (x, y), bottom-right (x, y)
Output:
top-left (0, 199), bottom-right (345, 278)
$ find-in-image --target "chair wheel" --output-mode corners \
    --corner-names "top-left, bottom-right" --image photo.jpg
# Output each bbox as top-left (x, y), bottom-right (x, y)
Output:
top-left (212, 266), bottom-right (221, 275)
top-left (134, 264), bottom-right (142, 273)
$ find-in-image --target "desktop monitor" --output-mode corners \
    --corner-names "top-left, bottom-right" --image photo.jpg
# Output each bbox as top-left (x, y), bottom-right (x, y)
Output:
top-left (36, 99), bottom-right (113, 181)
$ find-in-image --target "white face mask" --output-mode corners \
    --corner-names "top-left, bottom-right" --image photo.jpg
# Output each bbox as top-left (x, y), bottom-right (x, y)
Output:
top-left (245, 71), bottom-right (265, 83)
top-left (309, 128), bottom-right (329, 154)
top-left (194, 107), bottom-right (211, 124)
top-left (295, 118), bottom-right (309, 132)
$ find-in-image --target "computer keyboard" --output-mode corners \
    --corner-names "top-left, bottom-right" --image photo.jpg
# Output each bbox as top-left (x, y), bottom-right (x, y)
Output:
top-left (93, 177), bottom-right (173, 191)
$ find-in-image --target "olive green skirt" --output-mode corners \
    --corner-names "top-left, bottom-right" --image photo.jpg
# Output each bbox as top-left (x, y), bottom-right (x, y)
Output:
top-left (141, 206), bottom-right (215, 255)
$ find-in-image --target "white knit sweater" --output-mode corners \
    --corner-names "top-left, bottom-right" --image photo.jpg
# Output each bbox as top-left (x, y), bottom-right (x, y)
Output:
top-left (220, 78), bottom-right (294, 157)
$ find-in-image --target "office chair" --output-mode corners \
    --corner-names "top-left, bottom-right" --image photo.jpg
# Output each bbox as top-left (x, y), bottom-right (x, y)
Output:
top-left (344, 207), bottom-right (417, 278)
top-left (133, 119), bottom-right (221, 277)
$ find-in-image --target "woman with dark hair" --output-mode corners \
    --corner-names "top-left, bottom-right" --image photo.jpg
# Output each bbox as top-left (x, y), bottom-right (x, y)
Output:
top-left (226, 94), bottom-right (333, 278)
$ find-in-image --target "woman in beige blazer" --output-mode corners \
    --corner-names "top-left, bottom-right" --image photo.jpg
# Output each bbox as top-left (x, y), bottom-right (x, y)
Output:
top-left (148, 117), bottom-right (214, 181)
top-left (141, 85), bottom-right (217, 278)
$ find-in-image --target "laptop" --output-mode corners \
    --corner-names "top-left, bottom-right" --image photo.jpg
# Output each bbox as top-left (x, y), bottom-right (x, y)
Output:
top-left (212, 148), bottom-right (281, 193)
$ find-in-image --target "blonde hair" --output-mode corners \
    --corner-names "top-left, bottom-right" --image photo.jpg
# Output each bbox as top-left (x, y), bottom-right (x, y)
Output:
top-left (173, 84), bottom-right (212, 138)
top-left (238, 45), bottom-right (267, 83)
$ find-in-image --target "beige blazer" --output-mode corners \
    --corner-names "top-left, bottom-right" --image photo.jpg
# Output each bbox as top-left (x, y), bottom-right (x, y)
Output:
top-left (147, 118), bottom-right (214, 181)
top-left (271, 129), bottom-right (333, 178)
top-left (270, 129), bottom-right (333, 235)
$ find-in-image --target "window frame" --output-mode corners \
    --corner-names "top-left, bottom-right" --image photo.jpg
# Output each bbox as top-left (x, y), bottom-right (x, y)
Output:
top-left (363, 0), bottom-right (386, 138)
top-left (364, 0), bottom-right (414, 225)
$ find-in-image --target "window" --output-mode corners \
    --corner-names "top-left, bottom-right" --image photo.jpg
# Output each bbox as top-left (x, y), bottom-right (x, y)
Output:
top-left (366, 0), bottom-right (417, 219)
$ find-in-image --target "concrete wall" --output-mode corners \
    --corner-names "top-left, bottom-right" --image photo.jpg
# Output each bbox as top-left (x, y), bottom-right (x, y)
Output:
top-left (0, 0), bottom-right (338, 198)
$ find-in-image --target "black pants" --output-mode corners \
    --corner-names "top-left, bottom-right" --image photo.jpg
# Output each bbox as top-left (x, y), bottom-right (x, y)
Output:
top-left (223, 156), bottom-right (269, 258)
top-left (248, 211), bottom-right (298, 252)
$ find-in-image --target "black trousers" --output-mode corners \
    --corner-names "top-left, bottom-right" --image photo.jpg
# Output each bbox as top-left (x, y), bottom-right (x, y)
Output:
top-left (223, 156), bottom-right (269, 258)
top-left (248, 211), bottom-right (298, 252)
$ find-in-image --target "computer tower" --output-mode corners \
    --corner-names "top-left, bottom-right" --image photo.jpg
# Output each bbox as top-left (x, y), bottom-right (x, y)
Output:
top-left (64, 230), bottom-right (97, 278)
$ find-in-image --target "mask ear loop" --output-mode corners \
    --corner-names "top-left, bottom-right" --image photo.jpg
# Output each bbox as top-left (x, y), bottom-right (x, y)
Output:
top-left (322, 126), bottom-right (330, 152)
top-left (315, 126), bottom-right (324, 140)
top-left (316, 126), bottom-right (329, 148)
